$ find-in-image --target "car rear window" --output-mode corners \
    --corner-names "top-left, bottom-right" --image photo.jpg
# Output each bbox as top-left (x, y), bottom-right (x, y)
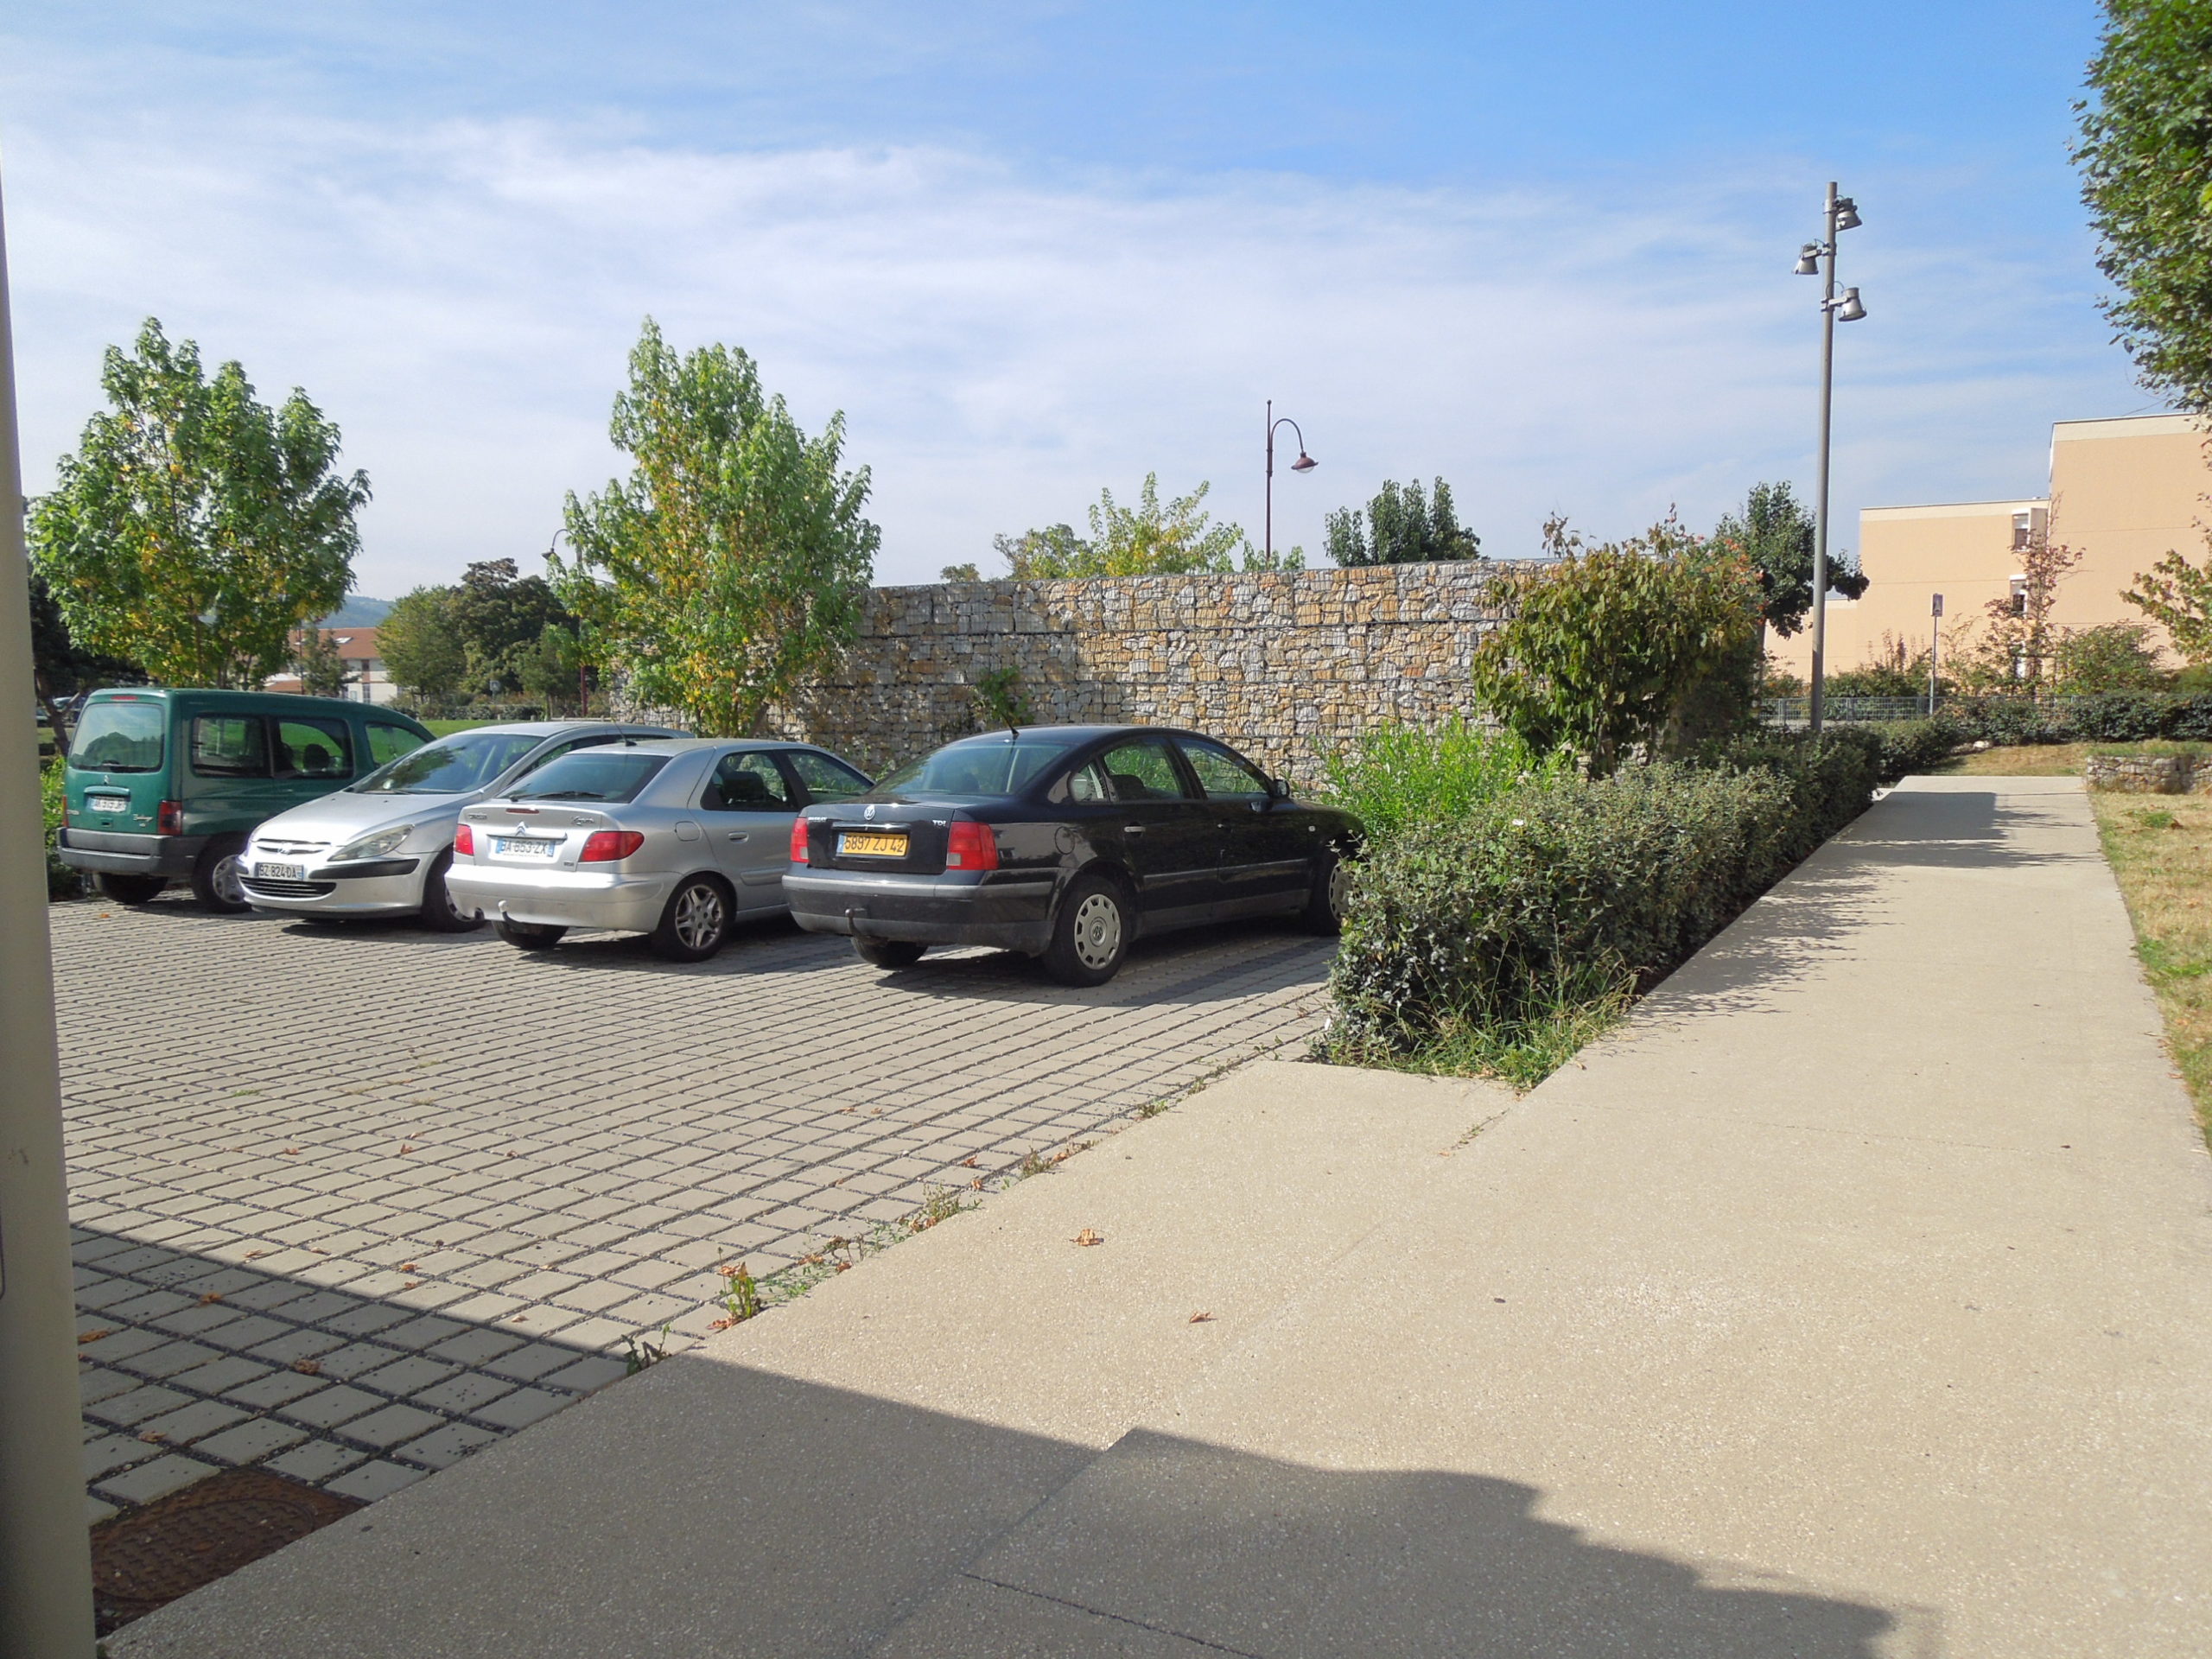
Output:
top-left (69, 701), bottom-right (164, 772)
top-left (876, 734), bottom-right (1082, 800)
top-left (507, 751), bottom-right (670, 804)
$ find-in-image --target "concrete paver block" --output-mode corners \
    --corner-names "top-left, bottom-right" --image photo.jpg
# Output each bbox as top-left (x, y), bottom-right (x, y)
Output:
top-left (324, 1460), bottom-right (428, 1503)
top-left (96, 1453), bottom-right (219, 1506)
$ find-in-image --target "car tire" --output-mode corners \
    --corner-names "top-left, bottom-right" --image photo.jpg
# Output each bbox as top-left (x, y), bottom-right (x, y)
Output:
top-left (1042, 873), bottom-right (1131, 987)
top-left (190, 836), bottom-right (253, 914)
top-left (494, 918), bottom-right (567, 950)
top-left (648, 874), bottom-right (733, 963)
top-left (96, 873), bottom-right (168, 906)
top-left (416, 850), bottom-right (483, 932)
top-left (854, 938), bottom-right (927, 969)
top-left (1301, 849), bottom-right (1352, 936)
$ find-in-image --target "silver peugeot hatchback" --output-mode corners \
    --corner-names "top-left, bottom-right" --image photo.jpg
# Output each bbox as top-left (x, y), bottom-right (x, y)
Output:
top-left (240, 721), bottom-right (683, 929)
top-left (446, 737), bottom-right (874, 959)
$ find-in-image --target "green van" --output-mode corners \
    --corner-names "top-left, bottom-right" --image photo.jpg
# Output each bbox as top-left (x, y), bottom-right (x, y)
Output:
top-left (58, 689), bottom-right (434, 912)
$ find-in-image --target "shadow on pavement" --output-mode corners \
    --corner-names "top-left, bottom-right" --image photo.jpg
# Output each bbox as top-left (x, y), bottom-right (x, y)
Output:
top-left (112, 1353), bottom-right (1906, 1657)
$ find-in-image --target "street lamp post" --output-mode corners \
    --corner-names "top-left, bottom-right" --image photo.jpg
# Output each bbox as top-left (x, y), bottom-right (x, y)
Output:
top-left (1796, 181), bottom-right (1866, 736)
top-left (1263, 400), bottom-right (1317, 564)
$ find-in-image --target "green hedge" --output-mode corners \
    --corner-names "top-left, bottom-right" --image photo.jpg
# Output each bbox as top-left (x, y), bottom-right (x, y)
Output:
top-left (1327, 735), bottom-right (1878, 1051)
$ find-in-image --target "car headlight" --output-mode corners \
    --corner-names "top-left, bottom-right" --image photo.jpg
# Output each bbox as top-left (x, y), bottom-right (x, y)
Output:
top-left (332, 826), bottom-right (415, 862)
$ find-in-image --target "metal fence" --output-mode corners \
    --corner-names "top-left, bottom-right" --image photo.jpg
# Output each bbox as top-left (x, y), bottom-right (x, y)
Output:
top-left (1763, 696), bottom-right (1935, 725)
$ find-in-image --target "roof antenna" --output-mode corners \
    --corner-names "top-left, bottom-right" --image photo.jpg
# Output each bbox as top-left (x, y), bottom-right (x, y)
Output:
top-left (1007, 722), bottom-right (1020, 738)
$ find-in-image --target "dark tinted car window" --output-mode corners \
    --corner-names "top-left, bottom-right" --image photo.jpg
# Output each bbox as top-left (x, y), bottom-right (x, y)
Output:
top-left (1097, 737), bottom-right (1196, 802)
top-left (273, 717), bottom-right (353, 780)
top-left (70, 701), bottom-right (164, 772)
top-left (785, 749), bottom-right (871, 804)
top-left (703, 752), bottom-right (792, 810)
top-left (509, 751), bottom-right (670, 804)
top-left (191, 715), bottom-right (267, 779)
top-left (1178, 737), bottom-right (1269, 801)
top-left (877, 734), bottom-right (1083, 799)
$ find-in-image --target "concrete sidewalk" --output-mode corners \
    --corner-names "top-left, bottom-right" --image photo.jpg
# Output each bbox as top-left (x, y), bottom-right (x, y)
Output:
top-left (114, 778), bottom-right (2212, 1656)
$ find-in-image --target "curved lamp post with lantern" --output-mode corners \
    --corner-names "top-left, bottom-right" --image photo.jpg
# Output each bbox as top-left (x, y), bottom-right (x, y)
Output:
top-left (1796, 181), bottom-right (1867, 735)
top-left (1263, 400), bottom-right (1317, 565)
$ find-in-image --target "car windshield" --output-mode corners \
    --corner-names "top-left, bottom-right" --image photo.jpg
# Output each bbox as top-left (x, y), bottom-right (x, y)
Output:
top-left (507, 751), bottom-right (670, 804)
top-left (69, 701), bottom-right (165, 772)
top-left (875, 734), bottom-right (1083, 800)
top-left (347, 731), bottom-right (543, 795)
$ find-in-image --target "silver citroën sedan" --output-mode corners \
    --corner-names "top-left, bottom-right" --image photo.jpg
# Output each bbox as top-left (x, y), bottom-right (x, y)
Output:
top-left (445, 737), bottom-right (873, 961)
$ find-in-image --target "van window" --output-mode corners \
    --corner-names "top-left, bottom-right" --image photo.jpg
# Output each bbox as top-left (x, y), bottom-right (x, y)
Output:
top-left (273, 718), bottom-right (353, 780)
top-left (366, 723), bottom-right (423, 767)
top-left (191, 716), bottom-right (268, 779)
top-left (69, 702), bottom-right (165, 772)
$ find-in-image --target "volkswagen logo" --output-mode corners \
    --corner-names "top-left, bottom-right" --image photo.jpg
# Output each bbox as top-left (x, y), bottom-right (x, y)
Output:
top-left (864, 804), bottom-right (877, 820)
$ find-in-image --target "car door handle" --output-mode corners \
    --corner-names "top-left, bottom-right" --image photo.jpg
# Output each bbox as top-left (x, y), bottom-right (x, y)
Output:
top-left (1123, 824), bottom-right (1147, 836)
top-left (726, 832), bottom-right (747, 842)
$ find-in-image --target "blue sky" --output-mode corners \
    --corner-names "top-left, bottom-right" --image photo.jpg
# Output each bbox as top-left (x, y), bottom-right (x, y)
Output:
top-left (2, 2), bottom-right (2145, 593)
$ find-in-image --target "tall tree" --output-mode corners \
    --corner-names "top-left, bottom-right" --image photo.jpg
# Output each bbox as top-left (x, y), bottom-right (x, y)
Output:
top-left (289, 626), bottom-right (347, 697)
top-left (446, 557), bottom-right (571, 692)
top-left (1961, 531), bottom-right (2084, 690)
top-left (378, 585), bottom-right (469, 702)
top-left (2075, 1), bottom-right (2212, 415)
top-left (554, 319), bottom-right (879, 736)
top-left (2124, 542), bottom-right (2212, 662)
top-left (1325, 477), bottom-right (1480, 566)
top-left (29, 318), bottom-right (368, 688)
top-left (1711, 480), bottom-right (1868, 639)
top-left (993, 477), bottom-right (1287, 577)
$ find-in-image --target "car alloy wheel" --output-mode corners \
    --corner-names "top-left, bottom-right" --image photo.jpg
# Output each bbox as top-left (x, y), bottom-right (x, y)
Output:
top-left (651, 875), bottom-right (732, 962)
top-left (192, 836), bottom-right (254, 914)
top-left (1327, 860), bottom-right (1352, 919)
top-left (1071, 891), bottom-right (1122, 970)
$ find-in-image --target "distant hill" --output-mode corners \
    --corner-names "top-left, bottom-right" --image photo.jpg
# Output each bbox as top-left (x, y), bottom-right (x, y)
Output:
top-left (317, 595), bottom-right (391, 627)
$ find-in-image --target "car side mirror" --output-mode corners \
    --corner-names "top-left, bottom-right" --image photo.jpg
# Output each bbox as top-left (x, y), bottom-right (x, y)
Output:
top-left (1268, 776), bottom-right (1292, 801)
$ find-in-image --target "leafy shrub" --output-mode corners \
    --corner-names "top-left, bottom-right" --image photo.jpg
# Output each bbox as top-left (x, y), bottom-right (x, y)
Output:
top-left (2066, 692), bottom-right (2166, 741)
top-left (41, 760), bottom-right (80, 900)
top-left (1972, 697), bottom-right (2063, 747)
top-left (2165, 696), bottom-right (2212, 741)
top-left (1868, 713), bottom-right (1971, 780)
top-left (1315, 722), bottom-right (1563, 845)
top-left (1327, 736), bottom-right (1876, 1054)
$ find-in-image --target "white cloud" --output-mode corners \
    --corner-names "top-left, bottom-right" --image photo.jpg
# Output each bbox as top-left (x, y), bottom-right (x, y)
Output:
top-left (5, 100), bottom-right (2143, 594)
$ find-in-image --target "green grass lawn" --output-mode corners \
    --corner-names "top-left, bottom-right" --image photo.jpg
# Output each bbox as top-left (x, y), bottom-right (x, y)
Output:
top-left (422, 719), bottom-right (493, 737)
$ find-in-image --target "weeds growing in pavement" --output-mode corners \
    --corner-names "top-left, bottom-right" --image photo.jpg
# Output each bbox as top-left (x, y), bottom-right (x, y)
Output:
top-left (622, 1321), bottom-right (674, 1375)
top-left (710, 1261), bottom-right (763, 1330)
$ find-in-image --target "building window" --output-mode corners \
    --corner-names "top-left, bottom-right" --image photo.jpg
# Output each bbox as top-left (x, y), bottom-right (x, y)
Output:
top-left (2009, 575), bottom-right (2028, 616)
top-left (2012, 512), bottom-right (2032, 550)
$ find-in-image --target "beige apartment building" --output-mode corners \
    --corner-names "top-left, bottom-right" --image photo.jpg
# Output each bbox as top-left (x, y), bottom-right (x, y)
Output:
top-left (1770, 413), bottom-right (2212, 683)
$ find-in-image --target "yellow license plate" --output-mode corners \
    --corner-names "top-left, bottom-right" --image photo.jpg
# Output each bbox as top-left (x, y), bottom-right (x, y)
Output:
top-left (838, 830), bottom-right (909, 858)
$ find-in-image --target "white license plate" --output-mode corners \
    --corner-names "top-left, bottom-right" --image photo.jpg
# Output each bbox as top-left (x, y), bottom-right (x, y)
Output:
top-left (255, 861), bottom-right (304, 881)
top-left (494, 836), bottom-right (560, 858)
top-left (87, 794), bottom-right (129, 815)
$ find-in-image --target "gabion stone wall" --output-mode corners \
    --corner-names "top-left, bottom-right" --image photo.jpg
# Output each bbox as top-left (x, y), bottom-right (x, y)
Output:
top-left (2084, 753), bottom-right (2212, 794)
top-left (763, 561), bottom-right (1527, 779)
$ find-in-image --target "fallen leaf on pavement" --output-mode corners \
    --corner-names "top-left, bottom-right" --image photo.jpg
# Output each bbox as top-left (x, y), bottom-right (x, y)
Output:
top-left (398, 1145), bottom-right (416, 1154)
top-left (290, 1359), bottom-right (321, 1376)
top-left (197, 1292), bottom-right (223, 1305)
top-left (281, 1148), bottom-right (299, 1156)
top-left (244, 1250), bottom-right (267, 1260)
top-left (399, 1263), bottom-right (417, 1272)
top-left (401, 1281), bottom-right (422, 1290)
top-left (960, 1156), bottom-right (979, 1168)
top-left (1072, 1229), bottom-right (1105, 1247)
top-left (138, 1431), bottom-right (167, 1445)
top-left (78, 1329), bottom-right (113, 1344)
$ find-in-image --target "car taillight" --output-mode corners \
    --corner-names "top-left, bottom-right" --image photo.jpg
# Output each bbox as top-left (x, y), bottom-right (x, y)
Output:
top-left (789, 817), bottom-right (810, 861)
top-left (945, 820), bottom-right (1000, 871)
top-left (453, 823), bottom-right (474, 856)
top-left (579, 830), bottom-right (645, 862)
top-left (156, 800), bottom-right (182, 836)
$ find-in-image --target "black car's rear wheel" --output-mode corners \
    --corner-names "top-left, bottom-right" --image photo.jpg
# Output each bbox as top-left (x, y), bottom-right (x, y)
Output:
top-left (650, 874), bottom-right (732, 962)
top-left (855, 938), bottom-right (927, 969)
top-left (1301, 850), bottom-right (1351, 936)
top-left (96, 873), bottom-right (167, 906)
top-left (191, 836), bottom-right (253, 914)
top-left (1042, 874), bottom-right (1130, 987)
top-left (494, 918), bottom-right (567, 950)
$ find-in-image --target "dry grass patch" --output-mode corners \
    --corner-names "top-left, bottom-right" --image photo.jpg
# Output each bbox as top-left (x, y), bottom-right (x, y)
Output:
top-left (2091, 790), bottom-right (2212, 1146)
top-left (1945, 742), bottom-right (2094, 776)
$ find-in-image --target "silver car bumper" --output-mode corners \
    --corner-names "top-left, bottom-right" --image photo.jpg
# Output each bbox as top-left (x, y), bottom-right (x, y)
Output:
top-left (445, 863), bottom-right (676, 933)
top-left (239, 859), bottom-right (427, 916)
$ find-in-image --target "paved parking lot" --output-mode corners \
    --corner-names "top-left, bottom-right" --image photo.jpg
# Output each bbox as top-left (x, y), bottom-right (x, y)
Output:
top-left (59, 896), bottom-right (1331, 1519)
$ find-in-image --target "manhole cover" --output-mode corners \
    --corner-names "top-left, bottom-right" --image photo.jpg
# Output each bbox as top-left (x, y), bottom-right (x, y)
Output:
top-left (91, 1466), bottom-right (363, 1633)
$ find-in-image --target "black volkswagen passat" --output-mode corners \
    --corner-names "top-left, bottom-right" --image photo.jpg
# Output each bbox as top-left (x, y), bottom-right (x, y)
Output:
top-left (785, 724), bottom-right (1361, 986)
